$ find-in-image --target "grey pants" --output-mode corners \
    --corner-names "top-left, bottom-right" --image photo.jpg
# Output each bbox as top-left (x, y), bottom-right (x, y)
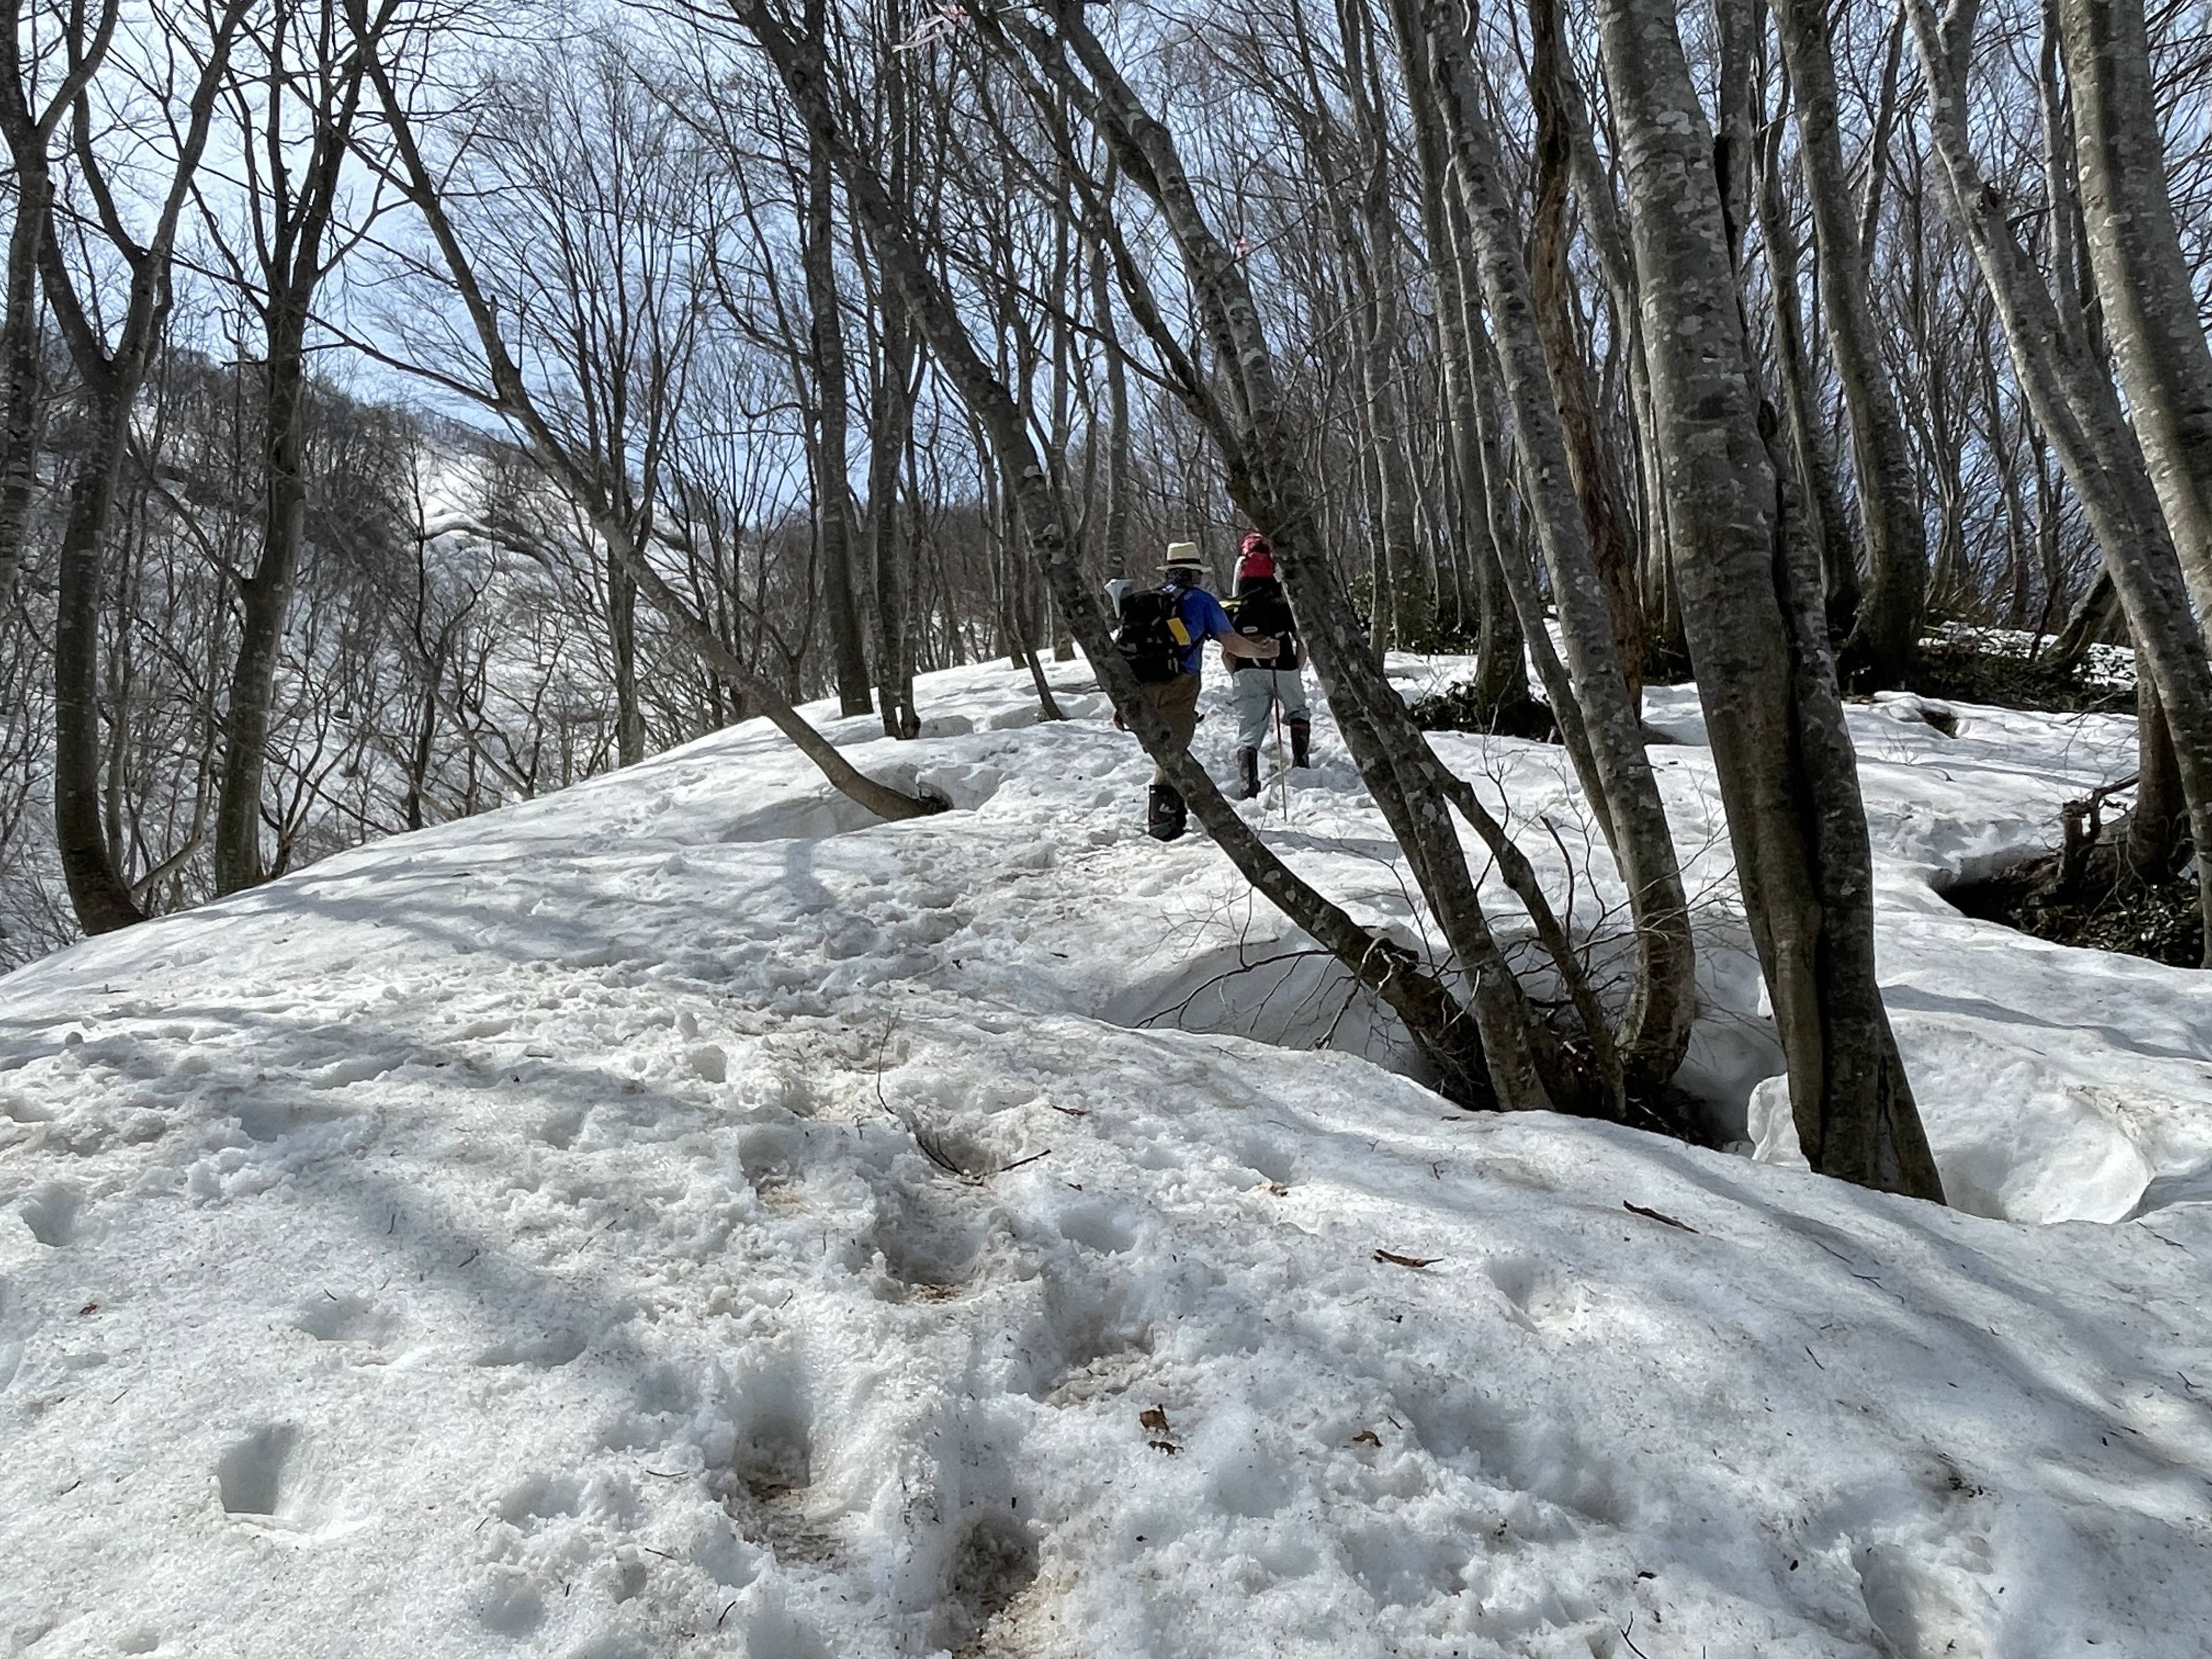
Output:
top-left (1229, 668), bottom-right (1308, 750)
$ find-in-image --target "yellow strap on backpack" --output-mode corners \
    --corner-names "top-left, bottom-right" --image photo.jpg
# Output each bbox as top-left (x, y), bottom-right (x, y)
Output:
top-left (1167, 617), bottom-right (1192, 647)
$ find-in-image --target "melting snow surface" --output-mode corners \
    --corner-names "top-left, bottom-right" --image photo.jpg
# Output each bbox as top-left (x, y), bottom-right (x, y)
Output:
top-left (2, 656), bottom-right (2209, 1657)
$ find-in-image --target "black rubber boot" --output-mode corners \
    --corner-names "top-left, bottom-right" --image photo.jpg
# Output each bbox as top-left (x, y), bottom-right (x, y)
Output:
top-left (1236, 747), bottom-right (1261, 800)
top-left (1146, 783), bottom-right (1187, 842)
top-left (1290, 718), bottom-right (1312, 768)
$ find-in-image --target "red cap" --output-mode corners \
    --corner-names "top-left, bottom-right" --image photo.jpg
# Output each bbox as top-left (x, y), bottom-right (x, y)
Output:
top-left (1237, 533), bottom-right (1275, 579)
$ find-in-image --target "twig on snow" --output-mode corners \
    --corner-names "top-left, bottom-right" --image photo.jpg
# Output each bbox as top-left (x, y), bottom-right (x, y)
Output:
top-left (1623, 1202), bottom-right (1698, 1234)
top-left (1374, 1249), bottom-right (1442, 1270)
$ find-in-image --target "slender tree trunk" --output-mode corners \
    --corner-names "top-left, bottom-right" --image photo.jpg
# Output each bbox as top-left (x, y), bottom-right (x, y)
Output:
top-left (1598, 0), bottom-right (1945, 1200)
top-left (1757, 67), bottom-right (1861, 635)
top-left (869, 288), bottom-right (921, 737)
top-left (802, 129), bottom-right (873, 717)
top-left (608, 543), bottom-right (643, 763)
top-left (213, 331), bottom-right (312, 892)
top-left (2128, 658), bottom-right (2186, 879)
top-left (1527, 0), bottom-right (1644, 700)
top-left (1712, 0), bottom-right (1758, 270)
top-left (0, 172), bottom-right (47, 607)
top-left (215, 10), bottom-right (377, 891)
top-left (1774, 0), bottom-right (1929, 688)
top-left (51, 376), bottom-right (145, 931)
top-left (1093, 209), bottom-right (1132, 582)
top-left (2059, 0), bottom-right (2212, 632)
top-left (0, 0), bottom-right (119, 609)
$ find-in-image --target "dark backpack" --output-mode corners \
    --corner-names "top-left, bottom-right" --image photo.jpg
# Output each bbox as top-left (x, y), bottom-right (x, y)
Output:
top-left (1114, 586), bottom-right (1191, 684)
top-left (1226, 585), bottom-right (1300, 672)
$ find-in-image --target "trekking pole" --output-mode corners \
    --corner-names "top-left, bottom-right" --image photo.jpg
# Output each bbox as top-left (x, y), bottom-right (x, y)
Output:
top-left (1270, 677), bottom-right (1290, 820)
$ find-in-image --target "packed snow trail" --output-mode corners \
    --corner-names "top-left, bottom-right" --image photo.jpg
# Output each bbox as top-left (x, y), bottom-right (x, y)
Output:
top-left (3, 657), bottom-right (2210, 1657)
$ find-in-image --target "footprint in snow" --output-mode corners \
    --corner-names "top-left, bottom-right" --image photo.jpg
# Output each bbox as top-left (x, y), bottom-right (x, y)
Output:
top-left (863, 1182), bottom-right (990, 1300)
top-left (498, 1471), bottom-right (584, 1531)
top-left (1480, 1255), bottom-right (1586, 1336)
top-left (935, 1511), bottom-right (1042, 1656)
top-left (468, 1570), bottom-right (547, 1640)
top-left (216, 1424), bottom-right (362, 1541)
top-left (290, 1293), bottom-right (399, 1349)
top-left (717, 1367), bottom-right (840, 1567)
top-left (233, 1099), bottom-right (354, 1143)
top-left (472, 1328), bottom-right (588, 1370)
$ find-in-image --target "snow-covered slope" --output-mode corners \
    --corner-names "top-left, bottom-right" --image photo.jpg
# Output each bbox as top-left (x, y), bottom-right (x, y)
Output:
top-left (3, 657), bottom-right (2209, 1658)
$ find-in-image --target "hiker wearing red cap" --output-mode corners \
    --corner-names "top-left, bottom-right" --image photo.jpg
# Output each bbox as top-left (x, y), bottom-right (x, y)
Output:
top-left (1225, 533), bottom-right (1310, 798)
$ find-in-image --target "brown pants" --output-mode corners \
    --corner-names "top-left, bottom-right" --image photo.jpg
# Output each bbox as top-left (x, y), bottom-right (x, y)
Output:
top-left (1141, 672), bottom-right (1203, 783)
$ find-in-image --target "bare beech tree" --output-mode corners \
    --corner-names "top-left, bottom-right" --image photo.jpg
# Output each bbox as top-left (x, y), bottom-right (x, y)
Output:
top-left (1595, 0), bottom-right (1945, 1199)
top-left (200, 0), bottom-right (392, 893)
top-left (2, 0), bottom-right (254, 933)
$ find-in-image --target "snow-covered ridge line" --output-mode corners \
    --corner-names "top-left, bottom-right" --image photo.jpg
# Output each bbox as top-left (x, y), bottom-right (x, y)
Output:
top-left (3, 654), bottom-right (2207, 1657)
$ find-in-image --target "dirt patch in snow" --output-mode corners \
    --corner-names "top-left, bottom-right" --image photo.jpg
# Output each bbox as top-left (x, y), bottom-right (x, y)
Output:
top-left (1948, 854), bottom-right (2204, 969)
top-left (1904, 629), bottom-right (2134, 715)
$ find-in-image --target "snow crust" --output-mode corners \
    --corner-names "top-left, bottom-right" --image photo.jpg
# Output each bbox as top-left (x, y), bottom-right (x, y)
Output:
top-left (3, 655), bottom-right (2209, 1657)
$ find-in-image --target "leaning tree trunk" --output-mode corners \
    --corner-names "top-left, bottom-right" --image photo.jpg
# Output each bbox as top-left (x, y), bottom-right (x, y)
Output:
top-left (1774, 0), bottom-right (1929, 690)
top-left (1910, 0), bottom-right (2212, 964)
top-left (2059, 0), bottom-right (2212, 633)
top-left (1597, 0), bottom-right (1946, 1201)
top-left (1033, 1), bottom-right (1588, 1115)
top-left (1421, 0), bottom-right (1696, 1085)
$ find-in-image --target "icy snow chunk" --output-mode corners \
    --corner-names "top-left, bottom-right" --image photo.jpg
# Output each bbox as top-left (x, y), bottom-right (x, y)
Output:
top-left (1747, 1077), bottom-right (1809, 1173)
top-left (14, 1181), bottom-right (82, 1247)
top-left (688, 1044), bottom-right (728, 1084)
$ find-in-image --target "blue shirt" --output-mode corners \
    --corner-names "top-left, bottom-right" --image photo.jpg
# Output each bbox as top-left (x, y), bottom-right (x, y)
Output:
top-left (1174, 587), bottom-right (1234, 675)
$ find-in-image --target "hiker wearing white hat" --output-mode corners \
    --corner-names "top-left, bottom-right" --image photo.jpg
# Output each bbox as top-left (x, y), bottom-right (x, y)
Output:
top-left (1108, 539), bottom-right (1279, 841)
